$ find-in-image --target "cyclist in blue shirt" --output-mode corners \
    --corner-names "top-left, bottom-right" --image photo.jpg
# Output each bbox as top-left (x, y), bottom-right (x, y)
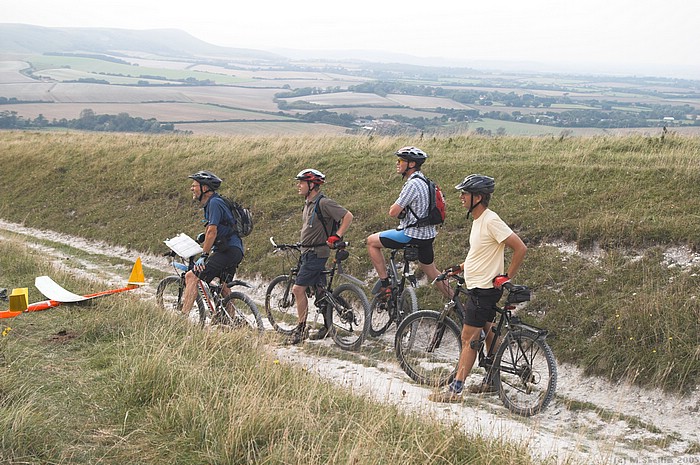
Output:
top-left (180, 170), bottom-right (244, 317)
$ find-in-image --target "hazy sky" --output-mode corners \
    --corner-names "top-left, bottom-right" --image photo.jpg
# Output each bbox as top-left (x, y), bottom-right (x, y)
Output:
top-left (3, 0), bottom-right (699, 78)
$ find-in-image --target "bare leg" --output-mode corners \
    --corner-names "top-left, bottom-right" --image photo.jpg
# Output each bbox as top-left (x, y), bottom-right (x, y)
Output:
top-left (367, 233), bottom-right (388, 279)
top-left (455, 324), bottom-right (483, 383)
top-left (292, 284), bottom-right (309, 324)
top-left (181, 270), bottom-right (200, 315)
top-left (418, 262), bottom-right (453, 299)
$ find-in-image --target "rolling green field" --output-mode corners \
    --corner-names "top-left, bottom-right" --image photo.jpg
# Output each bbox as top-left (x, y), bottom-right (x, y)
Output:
top-left (3, 44), bottom-right (699, 136)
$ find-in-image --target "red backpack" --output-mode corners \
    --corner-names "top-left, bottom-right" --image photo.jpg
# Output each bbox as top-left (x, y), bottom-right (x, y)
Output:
top-left (407, 176), bottom-right (446, 227)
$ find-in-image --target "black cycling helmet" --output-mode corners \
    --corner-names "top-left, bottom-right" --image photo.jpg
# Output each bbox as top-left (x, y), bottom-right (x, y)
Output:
top-left (189, 170), bottom-right (222, 191)
top-left (456, 174), bottom-right (495, 218)
top-left (395, 146), bottom-right (428, 166)
top-left (295, 168), bottom-right (326, 185)
top-left (455, 174), bottom-right (495, 195)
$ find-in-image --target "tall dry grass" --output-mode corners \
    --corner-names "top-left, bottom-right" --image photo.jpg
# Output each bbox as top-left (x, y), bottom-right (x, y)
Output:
top-left (0, 237), bottom-right (546, 464)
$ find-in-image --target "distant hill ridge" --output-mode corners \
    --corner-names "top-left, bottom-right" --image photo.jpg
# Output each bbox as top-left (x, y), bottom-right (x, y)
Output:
top-left (0, 23), bottom-right (283, 62)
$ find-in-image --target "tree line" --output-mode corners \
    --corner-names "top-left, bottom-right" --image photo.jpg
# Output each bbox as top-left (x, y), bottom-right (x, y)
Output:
top-left (0, 109), bottom-right (176, 133)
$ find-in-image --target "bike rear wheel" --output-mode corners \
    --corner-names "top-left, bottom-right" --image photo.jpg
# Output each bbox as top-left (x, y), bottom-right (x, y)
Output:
top-left (369, 284), bottom-right (418, 338)
top-left (394, 310), bottom-right (461, 387)
top-left (265, 275), bottom-right (297, 335)
top-left (329, 283), bottom-right (371, 351)
top-left (492, 330), bottom-right (557, 416)
top-left (221, 292), bottom-right (264, 332)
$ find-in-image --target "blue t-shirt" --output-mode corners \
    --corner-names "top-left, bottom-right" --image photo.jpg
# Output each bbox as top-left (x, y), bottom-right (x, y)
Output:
top-left (204, 194), bottom-right (244, 254)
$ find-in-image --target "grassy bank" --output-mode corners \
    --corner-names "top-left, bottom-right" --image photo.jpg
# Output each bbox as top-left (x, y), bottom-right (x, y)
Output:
top-left (0, 238), bottom-right (543, 464)
top-left (1, 131), bottom-right (699, 393)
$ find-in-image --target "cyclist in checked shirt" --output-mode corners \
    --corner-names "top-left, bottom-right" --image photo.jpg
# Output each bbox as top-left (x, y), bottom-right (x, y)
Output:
top-left (366, 146), bottom-right (450, 300)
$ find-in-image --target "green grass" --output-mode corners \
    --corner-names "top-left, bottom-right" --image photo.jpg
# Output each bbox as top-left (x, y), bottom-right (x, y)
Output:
top-left (0, 238), bottom-right (546, 464)
top-left (1, 131), bottom-right (700, 393)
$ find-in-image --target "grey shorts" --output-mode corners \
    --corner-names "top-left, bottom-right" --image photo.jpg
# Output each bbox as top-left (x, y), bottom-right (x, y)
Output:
top-left (295, 252), bottom-right (328, 287)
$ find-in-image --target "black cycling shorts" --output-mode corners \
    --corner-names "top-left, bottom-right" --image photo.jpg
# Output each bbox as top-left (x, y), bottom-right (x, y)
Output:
top-left (195, 247), bottom-right (243, 283)
top-left (463, 287), bottom-right (503, 328)
top-left (378, 229), bottom-right (435, 265)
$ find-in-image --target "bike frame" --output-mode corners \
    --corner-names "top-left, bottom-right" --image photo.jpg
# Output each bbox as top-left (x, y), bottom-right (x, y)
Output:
top-left (438, 276), bottom-right (550, 379)
top-left (386, 246), bottom-right (418, 301)
top-left (167, 251), bottom-right (254, 322)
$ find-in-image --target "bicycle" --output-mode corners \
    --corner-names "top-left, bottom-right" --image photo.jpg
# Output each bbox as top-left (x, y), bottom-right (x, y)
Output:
top-left (155, 239), bottom-right (263, 332)
top-left (394, 271), bottom-right (557, 416)
top-left (368, 245), bottom-right (420, 337)
top-left (264, 237), bottom-right (371, 351)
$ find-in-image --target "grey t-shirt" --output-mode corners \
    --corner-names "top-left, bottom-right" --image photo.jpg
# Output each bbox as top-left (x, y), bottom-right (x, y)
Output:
top-left (300, 193), bottom-right (348, 259)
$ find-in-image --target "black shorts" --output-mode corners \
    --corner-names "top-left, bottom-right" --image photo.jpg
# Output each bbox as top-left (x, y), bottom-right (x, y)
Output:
top-left (463, 288), bottom-right (503, 328)
top-left (378, 230), bottom-right (435, 265)
top-left (195, 247), bottom-right (243, 283)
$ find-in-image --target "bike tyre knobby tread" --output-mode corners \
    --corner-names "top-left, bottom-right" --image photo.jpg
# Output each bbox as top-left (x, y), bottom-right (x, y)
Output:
top-left (264, 275), bottom-right (297, 335)
top-left (329, 283), bottom-right (371, 351)
top-left (155, 276), bottom-right (182, 313)
top-left (222, 292), bottom-right (264, 332)
top-left (394, 310), bottom-right (462, 387)
top-left (398, 286), bottom-right (418, 322)
top-left (493, 330), bottom-right (557, 416)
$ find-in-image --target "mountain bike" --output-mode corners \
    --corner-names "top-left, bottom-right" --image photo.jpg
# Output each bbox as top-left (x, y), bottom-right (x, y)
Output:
top-left (368, 245), bottom-right (419, 337)
top-left (155, 248), bottom-right (263, 332)
top-left (265, 237), bottom-right (371, 351)
top-left (394, 271), bottom-right (557, 416)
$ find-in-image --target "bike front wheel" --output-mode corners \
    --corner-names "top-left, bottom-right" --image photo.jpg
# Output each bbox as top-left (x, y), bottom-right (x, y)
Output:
top-left (394, 310), bottom-right (462, 387)
top-left (329, 283), bottom-right (371, 351)
top-left (156, 276), bottom-right (204, 324)
top-left (221, 292), bottom-right (264, 332)
top-left (368, 294), bottom-right (394, 337)
top-left (492, 330), bottom-right (558, 416)
top-left (265, 275), bottom-right (297, 335)
top-left (156, 276), bottom-right (183, 313)
top-left (398, 286), bottom-right (418, 323)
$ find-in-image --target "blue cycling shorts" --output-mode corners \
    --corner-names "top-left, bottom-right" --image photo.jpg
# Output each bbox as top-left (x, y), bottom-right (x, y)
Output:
top-left (378, 229), bottom-right (435, 265)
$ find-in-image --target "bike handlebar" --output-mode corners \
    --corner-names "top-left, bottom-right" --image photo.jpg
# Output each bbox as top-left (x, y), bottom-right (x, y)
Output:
top-left (432, 273), bottom-right (519, 294)
top-left (269, 236), bottom-right (348, 251)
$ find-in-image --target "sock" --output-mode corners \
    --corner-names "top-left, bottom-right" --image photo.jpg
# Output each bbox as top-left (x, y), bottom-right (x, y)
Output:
top-left (450, 380), bottom-right (464, 393)
top-left (381, 278), bottom-right (391, 287)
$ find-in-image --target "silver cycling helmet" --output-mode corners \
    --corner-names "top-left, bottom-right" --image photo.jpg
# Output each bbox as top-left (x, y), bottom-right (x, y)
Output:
top-left (395, 146), bottom-right (428, 166)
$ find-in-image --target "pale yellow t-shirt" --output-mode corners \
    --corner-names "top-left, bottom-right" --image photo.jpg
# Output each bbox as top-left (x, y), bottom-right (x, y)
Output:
top-left (464, 209), bottom-right (513, 289)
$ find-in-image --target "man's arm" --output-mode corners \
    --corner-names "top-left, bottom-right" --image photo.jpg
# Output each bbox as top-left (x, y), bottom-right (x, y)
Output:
top-left (503, 232), bottom-right (527, 280)
top-left (202, 224), bottom-right (217, 254)
top-left (335, 211), bottom-right (353, 238)
top-left (388, 203), bottom-right (403, 218)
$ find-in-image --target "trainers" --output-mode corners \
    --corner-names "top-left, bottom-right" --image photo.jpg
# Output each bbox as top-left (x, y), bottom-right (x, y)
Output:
top-left (466, 382), bottom-right (498, 395)
top-left (288, 323), bottom-right (308, 345)
top-left (309, 325), bottom-right (330, 340)
top-left (428, 388), bottom-right (463, 403)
